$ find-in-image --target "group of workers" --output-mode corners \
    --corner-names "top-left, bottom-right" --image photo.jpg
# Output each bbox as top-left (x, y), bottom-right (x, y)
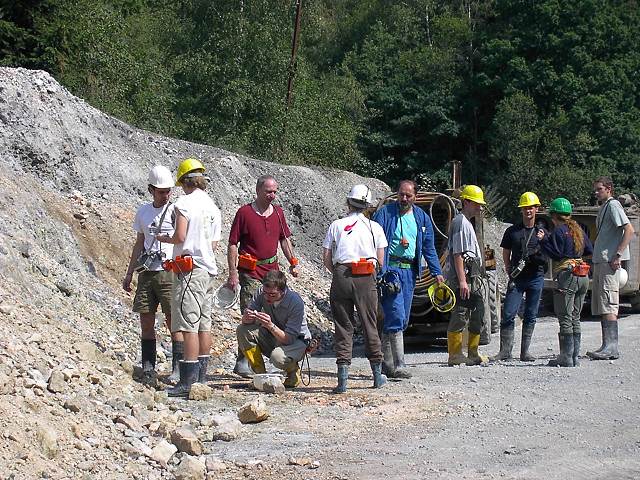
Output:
top-left (124, 159), bottom-right (634, 397)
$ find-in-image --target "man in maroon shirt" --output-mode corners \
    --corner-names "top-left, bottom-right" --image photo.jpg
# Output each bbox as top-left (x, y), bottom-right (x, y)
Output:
top-left (227, 175), bottom-right (300, 376)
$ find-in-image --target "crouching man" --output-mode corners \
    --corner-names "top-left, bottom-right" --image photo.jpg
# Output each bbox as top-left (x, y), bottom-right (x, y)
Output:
top-left (236, 270), bottom-right (310, 388)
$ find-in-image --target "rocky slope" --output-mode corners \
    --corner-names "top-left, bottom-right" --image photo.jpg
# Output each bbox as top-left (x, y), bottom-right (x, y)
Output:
top-left (0, 67), bottom-right (392, 479)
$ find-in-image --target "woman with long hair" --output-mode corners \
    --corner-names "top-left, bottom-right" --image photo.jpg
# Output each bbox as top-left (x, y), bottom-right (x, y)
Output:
top-left (537, 197), bottom-right (593, 367)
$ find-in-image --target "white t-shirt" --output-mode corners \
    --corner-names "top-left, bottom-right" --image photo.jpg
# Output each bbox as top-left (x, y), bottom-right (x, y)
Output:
top-left (322, 212), bottom-right (388, 264)
top-left (173, 189), bottom-right (221, 275)
top-left (132, 202), bottom-right (175, 271)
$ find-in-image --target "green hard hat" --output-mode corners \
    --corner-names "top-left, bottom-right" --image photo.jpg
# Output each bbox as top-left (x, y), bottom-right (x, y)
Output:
top-left (549, 197), bottom-right (572, 215)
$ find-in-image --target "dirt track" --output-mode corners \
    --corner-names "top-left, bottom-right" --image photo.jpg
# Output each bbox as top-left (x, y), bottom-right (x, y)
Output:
top-left (195, 310), bottom-right (640, 480)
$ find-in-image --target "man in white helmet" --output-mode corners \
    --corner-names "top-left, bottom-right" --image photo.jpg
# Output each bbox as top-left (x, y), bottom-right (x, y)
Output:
top-left (123, 166), bottom-right (182, 382)
top-left (323, 184), bottom-right (388, 393)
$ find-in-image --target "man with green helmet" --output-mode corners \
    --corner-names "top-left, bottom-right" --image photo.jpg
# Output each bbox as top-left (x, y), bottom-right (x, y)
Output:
top-left (445, 185), bottom-right (487, 366)
top-left (492, 192), bottom-right (547, 362)
top-left (537, 197), bottom-right (593, 366)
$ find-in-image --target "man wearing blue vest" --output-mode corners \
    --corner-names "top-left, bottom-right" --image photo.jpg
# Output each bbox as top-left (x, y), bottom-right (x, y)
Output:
top-left (373, 180), bottom-right (444, 378)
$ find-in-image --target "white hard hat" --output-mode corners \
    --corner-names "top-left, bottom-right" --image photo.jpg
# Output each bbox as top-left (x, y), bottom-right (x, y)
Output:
top-left (618, 267), bottom-right (628, 289)
top-left (148, 165), bottom-right (174, 189)
top-left (347, 184), bottom-right (371, 207)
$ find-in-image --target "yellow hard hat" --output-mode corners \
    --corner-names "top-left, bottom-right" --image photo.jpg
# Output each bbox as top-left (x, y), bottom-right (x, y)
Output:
top-left (459, 185), bottom-right (486, 205)
top-left (518, 191), bottom-right (541, 208)
top-left (176, 158), bottom-right (205, 186)
top-left (427, 283), bottom-right (456, 313)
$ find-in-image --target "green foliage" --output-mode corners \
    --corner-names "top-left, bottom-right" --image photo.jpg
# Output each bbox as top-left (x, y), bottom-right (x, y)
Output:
top-left (480, 0), bottom-right (640, 215)
top-left (0, 0), bottom-right (52, 69)
top-left (2, 0), bottom-right (640, 220)
top-left (343, 2), bottom-right (470, 190)
top-left (35, 0), bottom-right (178, 135)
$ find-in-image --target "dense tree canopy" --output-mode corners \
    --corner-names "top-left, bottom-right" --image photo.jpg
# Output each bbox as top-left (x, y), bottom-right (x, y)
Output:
top-left (2, 0), bottom-right (639, 218)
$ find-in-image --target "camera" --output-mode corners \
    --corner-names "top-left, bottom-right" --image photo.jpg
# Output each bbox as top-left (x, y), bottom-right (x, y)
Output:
top-left (510, 259), bottom-right (526, 279)
top-left (377, 270), bottom-right (402, 295)
top-left (134, 251), bottom-right (161, 273)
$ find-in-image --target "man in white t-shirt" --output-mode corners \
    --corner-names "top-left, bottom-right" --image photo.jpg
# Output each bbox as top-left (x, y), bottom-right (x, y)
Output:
top-left (156, 158), bottom-right (222, 397)
top-left (123, 165), bottom-right (183, 381)
top-left (322, 185), bottom-right (388, 393)
top-left (587, 176), bottom-right (635, 360)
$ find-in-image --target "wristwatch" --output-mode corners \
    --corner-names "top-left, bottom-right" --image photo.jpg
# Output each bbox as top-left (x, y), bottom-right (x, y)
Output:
top-left (614, 252), bottom-right (622, 259)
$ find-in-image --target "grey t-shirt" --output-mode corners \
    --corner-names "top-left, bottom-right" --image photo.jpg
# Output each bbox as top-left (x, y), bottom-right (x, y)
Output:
top-left (593, 198), bottom-right (630, 263)
top-left (445, 213), bottom-right (481, 282)
top-left (249, 288), bottom-right (311, 342)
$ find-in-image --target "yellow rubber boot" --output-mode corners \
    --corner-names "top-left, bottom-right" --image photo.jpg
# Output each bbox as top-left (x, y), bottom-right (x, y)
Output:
top-left (467, 333), bottom-right (489, 365)
top-left (283, 365), bottom-right (301, 388)
top-left (243, 346), bottom-right (266, 374)
top-left (447, 332), bottom-right (467, 366)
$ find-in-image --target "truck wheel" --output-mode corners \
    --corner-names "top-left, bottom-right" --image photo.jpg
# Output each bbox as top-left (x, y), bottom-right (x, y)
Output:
top-left (487, 270), bottom-right (501, 334)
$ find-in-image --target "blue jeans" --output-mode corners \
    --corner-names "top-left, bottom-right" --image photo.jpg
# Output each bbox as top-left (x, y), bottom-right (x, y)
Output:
top-left (381, 267), bottom-right (416, 333)
top-left (501, 274), bottom-right (544, 329)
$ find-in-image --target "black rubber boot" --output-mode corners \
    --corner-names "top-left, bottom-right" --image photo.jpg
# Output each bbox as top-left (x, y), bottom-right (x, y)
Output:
top-left (548, 333), bottom-right (573, 367)
top-left (590, 321), bottom-right (606, 355)
top-left (381, 334), bottom-right (396, 378)
top-left (490, 326), bottom-right (514, 361)
top-left (141, 338), bottom-right (156, 373)
top-left (520, 323), bottom-right (536, 362)
top-left (168, 340), bottom-right (183, 383)
top-left (332, 364), bottom-right (348, 394)
top-left (167, 360), bottom-right (199, 397)
top-left (197, 355), bottom-right (209, 384)
top-left (233, 348), bottom-right (254, 378)
top-left (572, 332), bottom-right (581, 366)
top-left (390, 331), bottom-right (412, 379)
top-left (587, 320), bottom-right (619, 360)
top-left (370, 361), bottom-right (387, 389)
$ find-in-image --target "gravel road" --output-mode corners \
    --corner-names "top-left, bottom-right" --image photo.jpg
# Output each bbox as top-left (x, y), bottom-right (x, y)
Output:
top-left (198, 310), bottom-right (640, 480)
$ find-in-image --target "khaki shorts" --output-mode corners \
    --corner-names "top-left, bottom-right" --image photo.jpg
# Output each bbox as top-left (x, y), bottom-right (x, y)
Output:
top-left (591, 262), bottom-right (619, 316)
top-left (171, 267), bottom-right (215, 333)
top-left (133, 270), bottom-right (173, 314)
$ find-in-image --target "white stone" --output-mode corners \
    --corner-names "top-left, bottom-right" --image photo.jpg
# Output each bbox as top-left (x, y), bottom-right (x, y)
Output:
top-left (150, 439), bottom-right (177, 466)
top-left (174, 455), bottom-right (206, 480)
top-left (237, 397), bottom-right (270, 424)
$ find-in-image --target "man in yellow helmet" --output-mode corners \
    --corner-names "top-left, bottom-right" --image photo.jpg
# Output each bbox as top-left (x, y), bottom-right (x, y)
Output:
top-left (445, 185), bottom-right (487, 366)
top-left (492, 192), bottom-right (547, 362)
top-left (156, 158), bottom-right (222, 397)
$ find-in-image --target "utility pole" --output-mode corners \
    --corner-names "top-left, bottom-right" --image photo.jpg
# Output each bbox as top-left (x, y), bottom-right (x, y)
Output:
top-left (285, 0), bottom-right (302, 111)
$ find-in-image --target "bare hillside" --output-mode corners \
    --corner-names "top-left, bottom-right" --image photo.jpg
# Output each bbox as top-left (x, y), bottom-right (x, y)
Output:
top-left (0, 67), bottom-right (389, 478)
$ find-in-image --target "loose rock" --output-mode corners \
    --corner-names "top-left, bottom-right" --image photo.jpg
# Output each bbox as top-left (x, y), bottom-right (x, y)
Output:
top-left (188, 383), bottom-right (213, 401)
top-left (36, 425), bottom-right (59, 459)
top-left (174, 455), bottom-right (206, 480)
top-left (150, 440), bottom-right (177, 467)
top-left (171, 426), bottom-right (203, 456)
top-left (47, 370), bottom-right (66, 393)
top-left (237, 396), bottom-right (270, 424)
